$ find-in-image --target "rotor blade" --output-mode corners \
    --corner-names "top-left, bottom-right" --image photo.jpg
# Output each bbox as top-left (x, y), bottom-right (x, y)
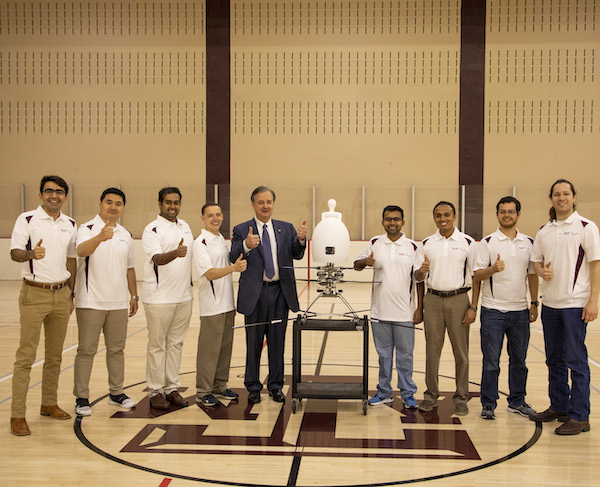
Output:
top-left (370, 318), bottom-right (423, 331)
top-left (232, 318), bottom-right (288, 330)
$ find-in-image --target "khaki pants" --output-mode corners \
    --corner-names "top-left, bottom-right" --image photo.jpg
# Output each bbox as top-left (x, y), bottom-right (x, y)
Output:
top-left (196, 310), bottom-right (235, 397)
top-left (423, 292), bottom-right (470, 405)
top-left (12, 283), bottom-right (71, 418)
top-left (144, 300), bottom-right (192, 397)
top-left (73, 308), bottom-right (128, 399)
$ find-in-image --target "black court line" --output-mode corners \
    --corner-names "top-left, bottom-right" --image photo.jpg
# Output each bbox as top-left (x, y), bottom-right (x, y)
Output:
top-left (313, 303), bottom-right (335, 377)
top-left (287, 456), bottom-right (302, 487)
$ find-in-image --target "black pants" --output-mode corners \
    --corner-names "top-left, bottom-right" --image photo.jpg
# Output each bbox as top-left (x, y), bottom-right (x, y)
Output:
top-left (244, 282), bottom-right (289, 392)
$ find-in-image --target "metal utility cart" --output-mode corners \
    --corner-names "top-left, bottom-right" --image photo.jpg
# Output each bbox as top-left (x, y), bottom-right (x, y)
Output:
top-left (291, 314), bottom-right (369, 415)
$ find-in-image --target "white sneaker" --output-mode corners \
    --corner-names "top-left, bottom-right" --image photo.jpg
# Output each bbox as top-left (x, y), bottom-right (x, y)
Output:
top-left (108, 394), bottom-right (137, 409)
top-left (75, 398), bottom-right (92, 416)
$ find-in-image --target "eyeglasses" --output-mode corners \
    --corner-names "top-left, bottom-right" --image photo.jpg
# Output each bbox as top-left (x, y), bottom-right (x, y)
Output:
top-left (42, 189), bottom-right (66, 196)
top-left (497, 210), bottom-right (517, 215)
top-left (384, 217), bottom-right (403, 222)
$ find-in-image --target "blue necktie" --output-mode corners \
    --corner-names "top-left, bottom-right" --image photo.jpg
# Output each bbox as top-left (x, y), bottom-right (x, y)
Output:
top-left (262, 224), bottom-right (275, 279)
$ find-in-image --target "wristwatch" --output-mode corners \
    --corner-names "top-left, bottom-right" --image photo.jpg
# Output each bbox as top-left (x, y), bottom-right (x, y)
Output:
top-left (470, 306), bottom-right (478, 312)
top-left (530, 301), bottom-right (539, 306)
top-left (131, 295), bottom-right (139, 300)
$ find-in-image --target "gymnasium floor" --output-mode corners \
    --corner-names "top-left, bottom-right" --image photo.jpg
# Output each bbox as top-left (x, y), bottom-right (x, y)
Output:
top-left (1, 279), bottom-right (598, 487)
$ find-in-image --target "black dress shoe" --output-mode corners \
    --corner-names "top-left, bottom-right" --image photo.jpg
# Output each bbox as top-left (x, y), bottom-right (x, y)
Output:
top-left (529, 408), bottom-right (569, 422)
top-left (269, 389), bottom-right (285, 402)
top-left (555, 418), bottom-right (591, 435)
top-left (248, 391), bottom-right (261, 404)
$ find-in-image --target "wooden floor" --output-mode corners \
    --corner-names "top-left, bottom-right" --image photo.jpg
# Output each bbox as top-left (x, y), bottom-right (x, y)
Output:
top-left (1, 279), bottom-right (599, 487)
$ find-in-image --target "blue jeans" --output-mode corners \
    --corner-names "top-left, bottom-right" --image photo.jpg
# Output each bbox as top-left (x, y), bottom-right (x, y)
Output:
top-left (371, 320), bottom-right (417, 399)
top-left (480, 307), bottom-right (530, 409)
top-left (541, 305), bottom-right (590, 421)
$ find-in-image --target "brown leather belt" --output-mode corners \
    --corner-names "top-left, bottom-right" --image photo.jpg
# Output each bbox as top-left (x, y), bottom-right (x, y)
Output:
top-left (24, 279), bottom-right (68, 291)
top-left (428, 287), bottom-right (471, 298)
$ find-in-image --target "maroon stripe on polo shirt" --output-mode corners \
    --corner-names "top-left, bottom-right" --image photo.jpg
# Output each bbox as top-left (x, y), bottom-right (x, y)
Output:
top-left (26, 237), bottom-right (33, 275)
top-left (573, 245), bottom-right (585, 290)
top-left (85, 256), bottom-right (90, 291)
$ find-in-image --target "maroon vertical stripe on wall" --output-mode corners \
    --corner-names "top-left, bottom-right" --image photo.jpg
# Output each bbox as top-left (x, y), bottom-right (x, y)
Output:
top-left (459, 0), bottom-right (486, 240)
top-left (206, 0), bottom-right (231, 237)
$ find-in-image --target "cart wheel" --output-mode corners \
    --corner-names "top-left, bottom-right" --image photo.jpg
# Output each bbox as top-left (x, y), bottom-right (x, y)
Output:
top-left (362, 399), bottom-right (368, 415)
top-left (291, 399), bottom-right (298, 414)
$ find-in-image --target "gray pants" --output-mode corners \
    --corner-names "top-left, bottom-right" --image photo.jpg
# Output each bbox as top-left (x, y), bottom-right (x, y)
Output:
top-left (73, 308), bottom-right (128, 399)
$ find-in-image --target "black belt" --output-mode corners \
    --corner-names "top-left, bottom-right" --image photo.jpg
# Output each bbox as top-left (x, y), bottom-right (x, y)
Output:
top-left (428, 287), bottom-right (470, 298)
top-left (24, 279), bottom-right (68, 291)
top-left (263, 281), bottom-right (280, 286)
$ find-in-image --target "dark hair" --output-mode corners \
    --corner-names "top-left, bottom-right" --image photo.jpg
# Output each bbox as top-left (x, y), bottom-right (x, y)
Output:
top-left (251, 186), bottom-right (276, 202)
top-left (100, 187), bottom-right (126, 205)
top-left (40, 175), bottom-right (68, 195)
top-left (433, 201), bottom-right (456, 215)
top-left (382, 205), bottom-right (404, 220)
top-left (548, 179), bottom-right (576, 221)
top-left (201, 202), bottom-right (220, 215)
top-left (496, 196), bottom-right (521, 213)
top-left (158, 187), bottom-right (182, 203)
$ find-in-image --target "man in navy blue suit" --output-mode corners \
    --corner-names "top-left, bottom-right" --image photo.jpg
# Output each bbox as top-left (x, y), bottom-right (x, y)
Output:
top-left (230, 186), bottom-right (308, 404)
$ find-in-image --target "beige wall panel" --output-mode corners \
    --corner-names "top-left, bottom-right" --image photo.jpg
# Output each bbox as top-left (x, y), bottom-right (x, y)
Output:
top-left (230, 0), bottom-right (461, 239)
top-left (484, 0), bottom-right (600, 238)
top-left (0, 1), bottom-right (206, 237)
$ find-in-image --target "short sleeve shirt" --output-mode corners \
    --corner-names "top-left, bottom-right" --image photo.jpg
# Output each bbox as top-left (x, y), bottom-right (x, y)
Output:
top-left (422, 228), bottom-right (476, 291)
top-left (141, 215), bottom-right (193, 304)
top-left (531, 211), bottom-right (600, 308)
top-left (355, 233), bottom-right (424, 322)
top-left (10, 206), bottom-right (77, 283)
top-left (75, 215), bottom-right (136, 310)
top-left (193, 229), bottom-right (235, 317)
top-left (474, 229), bottom-right (534, 311)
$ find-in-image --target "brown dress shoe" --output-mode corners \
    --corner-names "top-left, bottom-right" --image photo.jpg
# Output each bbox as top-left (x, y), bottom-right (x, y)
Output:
top-left (40, 404), bottom-right (71, 420)
top-left (555, 418), bottom-right (591, 435)
top-left (528, 408), bottom-right (568, 422)
top-left (166, 391), bottom-right (189, 408)
top-left (10, 417), bottom-right (31, 436)
top-left (150, 394), bottom-right (170, 410)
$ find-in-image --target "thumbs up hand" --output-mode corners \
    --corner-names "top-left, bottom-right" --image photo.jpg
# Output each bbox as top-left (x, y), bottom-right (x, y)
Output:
top-left (245, 227), bottom-right (260, 249)
top-left (542, 261), bottom-right (553, 281)
top-left (297, 220), bottom-right (308, 241)
top-left (232, 254), bottom-right (247, 272)
top-left (366, 251), bottom-right (376, 267)
top-left (32, 239), bottom-right (46, 260)
top-left (493, 254), bottom-right (505, 273)
top-left (419, 254), bottom-right (430, 274)
top-left (99, 220), bottom-right (115, 241)
top-left (175, 237), bottom-right (187, 258)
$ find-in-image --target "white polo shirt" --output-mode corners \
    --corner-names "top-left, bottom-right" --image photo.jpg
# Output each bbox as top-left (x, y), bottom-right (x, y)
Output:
top-left (356, 233), bottom-right (424, 321)
top-left (75, 214), bottom-right (136, 310)
top-left (422, 228), bottom-right (476, 291)
top-left (474, 229), bottom-right (534, 311)
top-left (141, 215), bottom-right (193, 304)
top-left (10, 206), bottom-right (77, 283)
top-left (193, 229), bottom-right (235, 317)
top-left (531, 211), bottom-right (600, 308)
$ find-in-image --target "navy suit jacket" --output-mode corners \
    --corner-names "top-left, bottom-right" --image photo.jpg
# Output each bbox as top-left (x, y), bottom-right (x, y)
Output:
top-left (230, 218), bottom-right (306, 315)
